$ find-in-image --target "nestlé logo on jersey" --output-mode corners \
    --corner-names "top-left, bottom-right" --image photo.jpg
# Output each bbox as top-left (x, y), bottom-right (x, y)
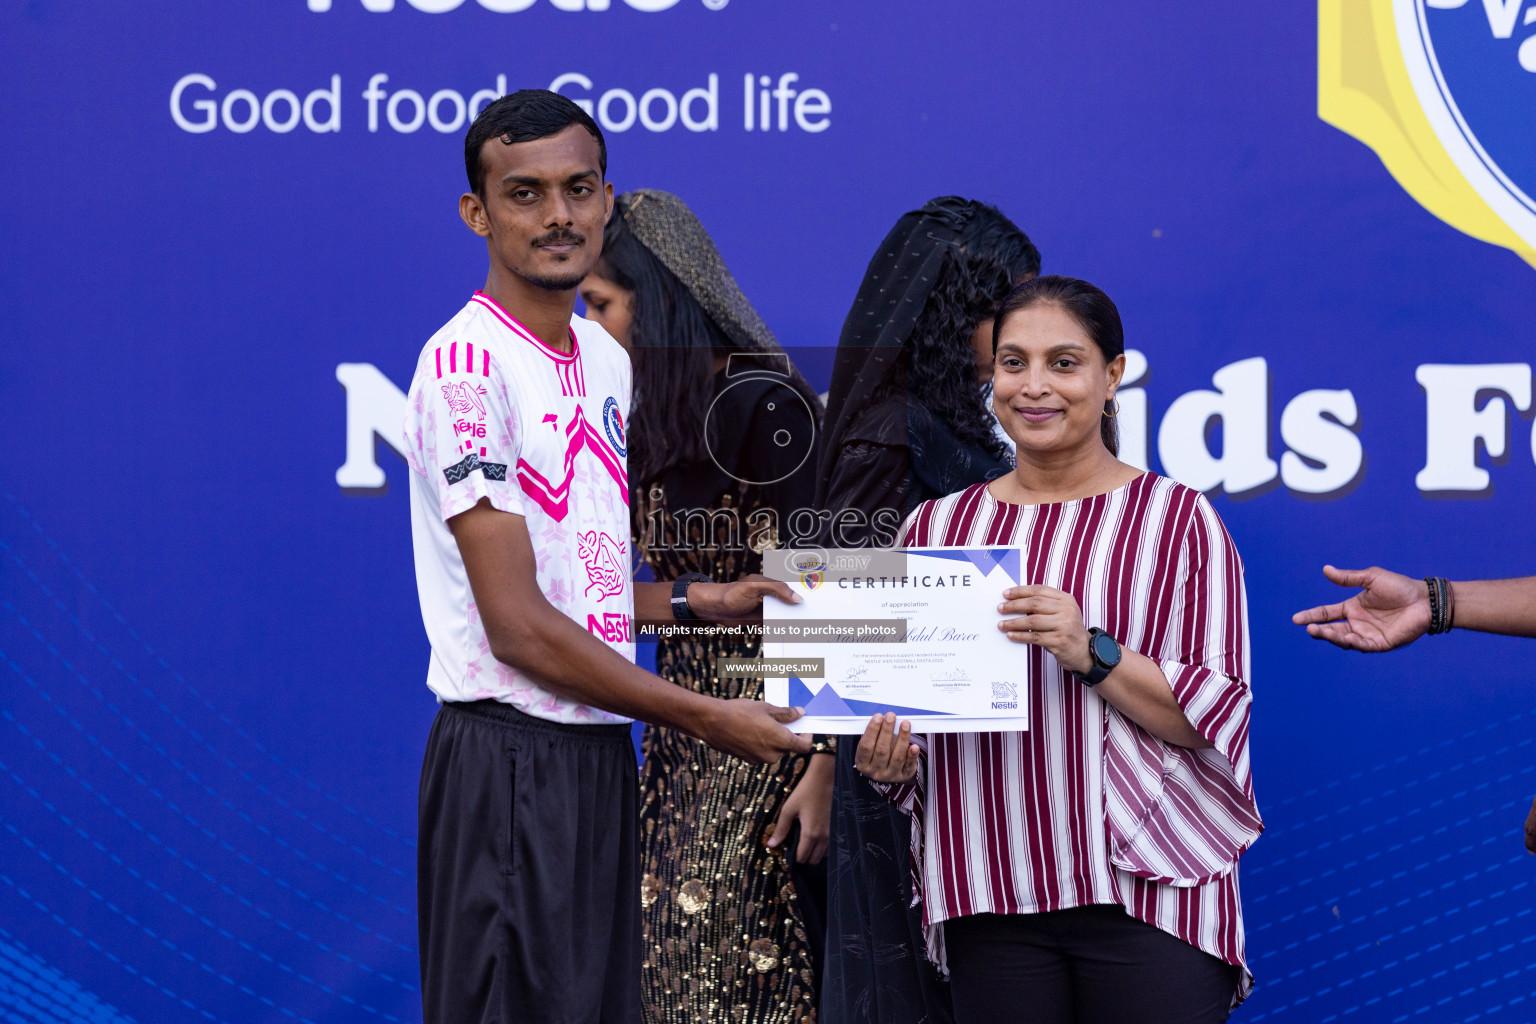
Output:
top-left (602, 396), bottom-right (627, 458)
top-left (1322, 0), bottom-right (1536, 266)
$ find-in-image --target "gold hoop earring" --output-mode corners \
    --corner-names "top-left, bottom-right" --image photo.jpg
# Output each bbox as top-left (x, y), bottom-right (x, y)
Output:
top-left (1103, 397), bottom-right (1121, 419)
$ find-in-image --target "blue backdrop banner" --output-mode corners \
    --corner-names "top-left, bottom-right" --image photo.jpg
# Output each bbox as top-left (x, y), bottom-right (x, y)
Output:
top-left (4, 2), bottom-right (1536, 1021)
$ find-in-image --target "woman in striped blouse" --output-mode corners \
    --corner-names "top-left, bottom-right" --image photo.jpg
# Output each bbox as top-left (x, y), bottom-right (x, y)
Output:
top-left (855, 275), bottom-right (1262, 1023)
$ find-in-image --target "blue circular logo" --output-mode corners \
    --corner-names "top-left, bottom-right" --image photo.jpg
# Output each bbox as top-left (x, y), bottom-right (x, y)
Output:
top-left (603, 396), bottom-right (627, 457)
top-left (1418, 0), bottom-right (1536, 234)
top-left (1325, 0), bottom-right (1536, 261)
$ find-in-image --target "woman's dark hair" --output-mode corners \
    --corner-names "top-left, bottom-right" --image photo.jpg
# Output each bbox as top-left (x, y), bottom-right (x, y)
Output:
top-left (992, 274), bottom-right (1126, 455)
top-left (594, 215), bottom-right (819, 486)
top-left (903, 203), bottom-right (1041, 459)
top-left (465, 89), bottom-right (606, 196)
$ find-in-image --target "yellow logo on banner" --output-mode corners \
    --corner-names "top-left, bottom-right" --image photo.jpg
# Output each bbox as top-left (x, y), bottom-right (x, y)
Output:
top-left (1320, 0), bottom-right (1536, 267)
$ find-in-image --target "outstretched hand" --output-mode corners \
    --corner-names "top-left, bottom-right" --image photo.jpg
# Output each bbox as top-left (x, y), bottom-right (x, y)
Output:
top-left (689, 574), bottom-right (801, 627)
top-left (702, 699), bottom-right (812, 764)
top-left (1292, 565), bottom-right (1431, 652)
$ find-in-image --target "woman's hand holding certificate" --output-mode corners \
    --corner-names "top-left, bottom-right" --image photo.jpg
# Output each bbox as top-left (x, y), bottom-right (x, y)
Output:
top-left (996, 585), bottom-right (1093, 675)
top-left (852, 713), bottom-right (921, 783)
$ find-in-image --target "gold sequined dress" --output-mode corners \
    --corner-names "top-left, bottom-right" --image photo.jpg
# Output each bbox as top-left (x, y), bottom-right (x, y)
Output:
top-left (635, 385), bottom-right (825, 1024)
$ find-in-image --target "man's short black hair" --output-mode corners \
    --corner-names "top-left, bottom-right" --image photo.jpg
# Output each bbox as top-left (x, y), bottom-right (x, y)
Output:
top-left (465, 89), bottom-right (607, 196)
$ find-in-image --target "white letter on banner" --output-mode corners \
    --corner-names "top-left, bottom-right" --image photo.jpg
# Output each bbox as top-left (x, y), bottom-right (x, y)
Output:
top-left (470, 74), bottom-right (509, 117)
top-left (549, 73), bottom-right (593, 115)
top-left (622, 0), bottom-right (682, 9)
top-left (262, 90), bottom-right (302, 133)
top-left (1280, 389), bottom-right (1363, 495)
top-left (681, 74), bottom-right (718, 131)
top-left (639, 89), bottom-right (677, 131)
top-left (171, 74), bottom-right (218, 133)
top-left (428, 89), bottom-right (467, 132)
top-left (222, 90), bottom-right (261, 133)
top-left (598, 89), bottom-right (637, 132)
top-left (1415, 363), bottom-right (1531, 492)
top-left (1157, 356), bottom-right (1278, 495)
top-left (1520, 36), bottom-right (1536, 72)
top-left (336, 364), bottom-right (407, 490)
top-left (794, 89), bottom-right (831, 132)
top-left (406, 0), bottom-right (467, 10)
top-left (387, 90), bottom-right (426, 133)
top-left (304, 76), bottom-right (342, 132)
top-left (364, 74), bottom-right (389, 133)
top-left (773, 73), bottom-right (798, 131)
top-left (1116, 349), bottom-right (1149, 472)
top-left (1480, 0), bottom-right (1523, 37)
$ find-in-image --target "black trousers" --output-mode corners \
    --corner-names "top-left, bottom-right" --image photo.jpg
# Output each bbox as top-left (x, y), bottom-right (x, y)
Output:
top-left (944, 906), bottom-right (1240, 1024)
top-left (417, 700), bottom-right (641, 1024)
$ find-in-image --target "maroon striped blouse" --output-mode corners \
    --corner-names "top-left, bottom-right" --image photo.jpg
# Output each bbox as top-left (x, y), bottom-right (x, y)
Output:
top-left (876, 473), bottom-right (1262, 1004)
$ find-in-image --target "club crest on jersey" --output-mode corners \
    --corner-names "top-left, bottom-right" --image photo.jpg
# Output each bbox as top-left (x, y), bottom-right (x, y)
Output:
top-left (603, 396), bottom-right (627, 457)
top-left (1322, 0), bottom-right (1536, 267)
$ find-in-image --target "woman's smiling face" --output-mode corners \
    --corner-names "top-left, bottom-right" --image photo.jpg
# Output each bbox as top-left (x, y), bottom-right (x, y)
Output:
top-left (991, 302), bottom-right (1124, 456)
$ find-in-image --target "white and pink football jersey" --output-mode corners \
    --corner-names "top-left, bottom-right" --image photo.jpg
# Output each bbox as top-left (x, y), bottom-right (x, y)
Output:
top-left (404, 291), bottom-right (634, 724)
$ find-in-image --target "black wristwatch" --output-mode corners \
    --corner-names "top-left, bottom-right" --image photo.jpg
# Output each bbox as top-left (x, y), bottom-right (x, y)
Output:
top-left (1077, 627), bottom-right (1122, 687)
top-left (671, 573), bottom-right (714, 621)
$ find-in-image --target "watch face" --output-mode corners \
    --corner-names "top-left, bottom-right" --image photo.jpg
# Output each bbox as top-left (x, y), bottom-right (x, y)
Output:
top-left (1092, 632), bottom-right (1122, 668)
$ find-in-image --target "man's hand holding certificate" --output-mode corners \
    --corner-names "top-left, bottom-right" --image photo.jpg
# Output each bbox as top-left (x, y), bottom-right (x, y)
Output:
top-left (760, 547), bottom-right (1029, 734)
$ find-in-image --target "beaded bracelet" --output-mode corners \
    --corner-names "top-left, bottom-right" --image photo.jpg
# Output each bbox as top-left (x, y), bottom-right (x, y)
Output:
top-left (1424, 576), bottom-right (1453, 635)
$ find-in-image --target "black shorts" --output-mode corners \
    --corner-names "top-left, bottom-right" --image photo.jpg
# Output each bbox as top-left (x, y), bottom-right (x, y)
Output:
top-left (417, 699), bottom-right (641, 1024)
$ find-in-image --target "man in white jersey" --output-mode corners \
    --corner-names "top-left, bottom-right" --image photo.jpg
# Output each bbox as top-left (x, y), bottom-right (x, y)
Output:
top-left (404, 91), bottom-right (811, 1024)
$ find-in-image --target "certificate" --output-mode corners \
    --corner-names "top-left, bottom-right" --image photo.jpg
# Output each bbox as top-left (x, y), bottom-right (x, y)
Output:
top-left (759, 547), bottom-right (1029, 734)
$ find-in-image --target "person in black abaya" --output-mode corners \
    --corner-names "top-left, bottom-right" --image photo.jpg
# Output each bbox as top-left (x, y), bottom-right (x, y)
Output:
top-left (815, 197), bottom-right (1041, 1024)
top-left (579, 189), bottom-right (831, 1024)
